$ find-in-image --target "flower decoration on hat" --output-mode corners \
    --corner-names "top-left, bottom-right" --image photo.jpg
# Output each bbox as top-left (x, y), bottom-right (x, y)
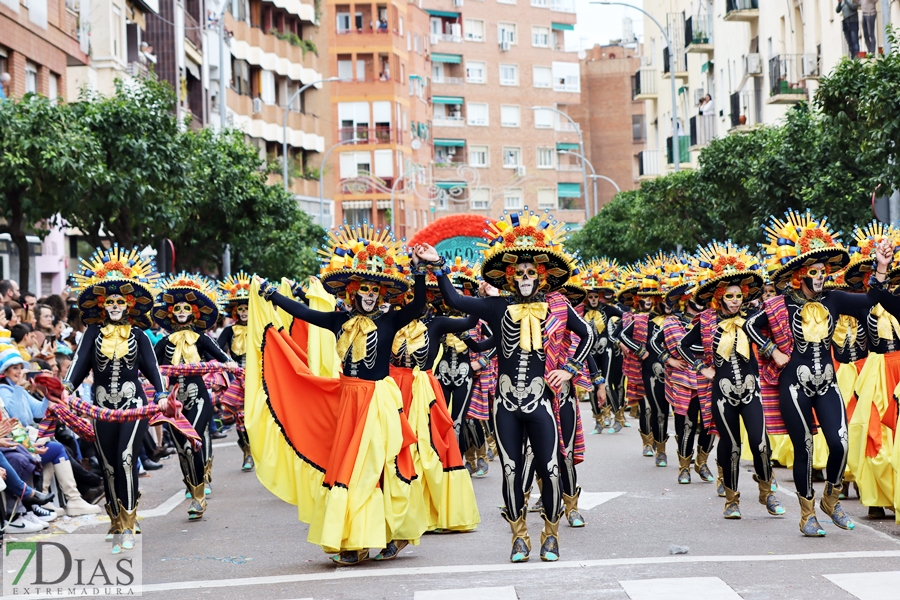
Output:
top-left (662, 254), bottom-right (695, 305)
top-left (560, 262), bottom-right (589, 306)
top-left (636, 252), bottom-right (670, 297)
top-left (479, 210), bottom-right (573, 293)
top-left (691, 241), bottom-right (764, 305)
top-left (153, 273), bottom-right (222, 332)
top-left (219, 271), bottom-right (252, 306)
top-left (847, 221), bottom-right (900, 287)
top-left (72, 245), bottom-right (159, 328)
top-left (317, 223), bottom-right (410, 300)
top-left (761, 210), bottom-right (849, 288)
top-left (616, 263), bottom-right (640, 305)
top-left (585, 258), bottom-right (620, 294)
top-left (449, 256), bottom-right (479, 296)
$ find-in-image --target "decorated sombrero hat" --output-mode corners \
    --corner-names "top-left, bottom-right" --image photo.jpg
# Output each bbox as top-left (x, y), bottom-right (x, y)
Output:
top-left (585, 258), bottom-right (620, 295)
top-left (153, 273), bottom-right (222, 332)
top-left (317, 223), bottom-right (410, 300)
top-left (761, 210), bottom-right (849, 288)
top-left (218, 271), bottom-right (252, 308)
top-left (839, 221), bottom-right (899, 289)
top-left (616, 263), bottom-right (640, 305)
top-left (662, 255), bottom-right (694, 305)
top-left (71, 246), bottom-right (159, 328)
top-left (635, 252), bottom-right (669, 297)
top-left (448, 257), bottom-right (479, 296)
top-left (825, 267), bottom-right (850, 290)
top-left (480, 210), bottom-right (573, 293)
top-left (691, 241), bottom-right (764, 304)
top-left (560, 263), bottom-right (588, 306)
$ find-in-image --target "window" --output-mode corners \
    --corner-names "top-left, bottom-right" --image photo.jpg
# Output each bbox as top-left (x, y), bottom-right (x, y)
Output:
top-left (399, 16), bottom-right (403, 35)
top-left (339, 151), bottom-right (373, 178)
top-left (338, 101), bottom-right (370, 140)
top-left (261, 70), bottom-right (276, 104)
top-left (374, 149), bottom-right (394, 178)
top-left (537, 188), bottom-right (558, 210)
top-left (466, 61), bottom-right (486, 83)
top-left (532, 26), bottom-right (549, 47)
top-left (533, 66), bottom-right (551, 88)
top-left (464, 19), bottom-right (484, 41)
top-left (500, 105), bottom-right (520, 127)
top-left (470, 188), bottom-right (491, 210)
top-left (531, 0), bottom-right (548, 6)
top-left (468, 103), bottom-right (489, 126)
top-left (336, 12), bottom-right (351, 32)
top-left (48, 73), bottom-right (58, 104)
top-left (552, 61), bottom-right (580, 92)
top-left (337, 59), bottom-right (353, 81)
top-left (632, 115), bottom-right (646, 141)
top-left (533, 108), bottom-right (554, 129)
top-left (25, 62), bottom-right (38, 94)
top-left (112, 6), bottom-right (122, 59)
top-left (504, 189), bottom-right (523, 210)
top-left (498, 23), bottom-right (517, 45)
top-left (536, 147), bottom-right (554, 168)
top-left (499, 64), bottom-right (518, 86)
top-left (232, 59), bottom-right (251, 95)
top-left (469, 145), bottom-right (489, 167)
top-left (503, 147), bottom-right (521, 168)
top-left (498, 0), bottom-right (515, 4)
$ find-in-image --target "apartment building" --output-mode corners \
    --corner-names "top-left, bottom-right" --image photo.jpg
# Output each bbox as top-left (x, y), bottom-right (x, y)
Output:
top-left (67, 0), bottom-right (159, 98)
top-left (635, 0), bottom-right (899, 177)
top-left (423, 0), bottom-right (584, 228)
top-left (569, 43), bottom-right (645, 211)
top-left (326, 0), bottom-right (434, 238)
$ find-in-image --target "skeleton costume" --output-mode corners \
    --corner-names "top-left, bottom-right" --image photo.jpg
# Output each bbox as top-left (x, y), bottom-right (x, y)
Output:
top-left (253, 224), bottom-right (432, 565)
top-left (678, 242), bottom-right (783, 519)
top-left (153, 274), bottom-right (230, 521)
top-left (436, 211), bottom-right (591, 563)
top-left (747, 210), bottom-right (888, 536)
top-left (64, 246), bottom-right (166, 553)
top-left (217, 272), bottom-right (254, 471)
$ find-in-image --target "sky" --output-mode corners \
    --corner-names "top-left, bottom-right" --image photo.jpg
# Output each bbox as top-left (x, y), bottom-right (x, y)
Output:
top-left (573, 0), bottom-right (645, 52)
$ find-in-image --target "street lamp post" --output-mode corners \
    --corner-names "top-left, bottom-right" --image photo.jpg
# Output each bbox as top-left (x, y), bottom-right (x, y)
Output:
top-left (317, 138), bottom-right (361, 229)
top-left (557, 149), bottom-right (620, 216)
top-left (593, 1), bottom-right (680, 171)
top-left (217, 2), bottom-right (228, 130)
top-left (283, 77), bottom-right (339, 194)
top-left (529, 106), bottom-right (592, 219)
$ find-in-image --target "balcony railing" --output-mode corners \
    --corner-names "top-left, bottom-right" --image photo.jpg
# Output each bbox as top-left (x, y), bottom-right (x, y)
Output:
top-left (768, 55), bottom-right (808, 101)
top-left (433, 116), bottom-right (465, 127)
top-left (662, 46), bottom-right (687, 75)
top-left (725, 0), bottom-right (759, 21)
top-left (430, 32), bottom-right (462, 44)
top-left (639, 150), bottom-right (660, 177)
top-left (689, 114), bottom-right (716, 148)
top-left (433, 76), bottom-right (463, 85)
top-left (729, 88), bottom-right (762, 128)
top-left (337, 26), bottom-right (391, 35)
top-left (666, 135), bottom-right (690, 165)
top-left (338, 126), bottom-right (393, 143)
top-left (632, 67), bottom-right (658, 98)
top-left (684, 15), bottom-right (712, 50)
top-left (435, 158), bottom-right (467, 168)
top-left (555, 121), bottom-right (579, 133)
top-left (549, 0), bottom-right (575, 13)
top-left (557, 163), bottom-right (582, 172)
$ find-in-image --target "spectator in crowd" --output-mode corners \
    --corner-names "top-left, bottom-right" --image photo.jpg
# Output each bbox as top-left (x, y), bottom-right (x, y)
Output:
top-left (837, 1), bottom-right (861, 58)
top-left (0, 280), bottom-right (20, 305)
top-left (700, 94), bottom-right (715, 116)
top-left (22, 292), bottom-right (36, 315)
top-left (35, 304), bottom-right (56, 341)
top-left (6, 302), bottom-right (20, 327)
top-left (0, 73), bottom-right (10, 101)
top-left (861, 0), bottom-right (877, 55)
top-left (42, 294), bottom-right (67, 322)
top-left (0, 305), bottom-right (11, 333)
top-left (10, 324), bottom-right (34, 362)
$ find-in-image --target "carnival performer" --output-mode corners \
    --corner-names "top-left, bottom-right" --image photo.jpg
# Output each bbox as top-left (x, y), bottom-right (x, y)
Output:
top-left (747, 210), bottom-right (893, 536)
top-left (153, 273), bottom-right (234, 521)
top-left (658, 260), bottom-right (715, 485)
top-left (251, 224), bottom-right (433, 565)
top-left (620, 256), bottom-right (671, 466)
top-left (677, 242), bottom-right (783, 519)
top-left (217, 272), bottom-right (254, 471)
top-left (388, 264), bottom-right (481, 534)
top-left (63, 246), bottom-right (169, 551)
top-left (428, 211), bottom-right (592, 563)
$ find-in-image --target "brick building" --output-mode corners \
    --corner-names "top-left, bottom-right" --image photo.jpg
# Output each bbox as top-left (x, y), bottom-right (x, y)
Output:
top-left (569, 43), bottom-right (646, 211)
top-left (0, 0), bottom-right (89, 98)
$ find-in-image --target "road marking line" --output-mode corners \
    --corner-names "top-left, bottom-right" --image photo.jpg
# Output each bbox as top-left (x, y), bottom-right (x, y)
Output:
top-left (620, 576), bottom-right (741, 600)
top-left (579, 491), bottom-right (625, 510)
top-left (124, 550), bottom-right (900, 594)
top-left (138, 490), bottom-right (187, 519)
top-left (414, 586), bottom-right (517, 600)
top-left (212, 441), bottom-right (238, 448)
top-left (823, 571), bottom-right (900, 600)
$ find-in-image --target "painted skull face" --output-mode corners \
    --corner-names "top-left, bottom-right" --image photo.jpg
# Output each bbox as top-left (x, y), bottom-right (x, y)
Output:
top-left (762, 284), bottom-right (776, 301)
top-left (586, 291), bottom-right (601, 308)
top-left (515, 262), bottom-right (538, 298)
top-left (354, 281), bottom-right (381, 314)
top-left (104, 295), bottom-right (128, 322)
top-left (173, 302), bottom-right (194, 324)
top-left (235, 304), bottom-right (249, 324)
top-left (722, 285), bottom-right (744, 315)
top-left (804, 263), bottom-right (826, 294)
top-left (639, 296), bottom-right (654, 311)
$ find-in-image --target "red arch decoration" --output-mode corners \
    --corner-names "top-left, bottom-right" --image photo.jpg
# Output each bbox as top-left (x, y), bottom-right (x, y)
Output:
top-left (407, 213), bottom-right (497, 247)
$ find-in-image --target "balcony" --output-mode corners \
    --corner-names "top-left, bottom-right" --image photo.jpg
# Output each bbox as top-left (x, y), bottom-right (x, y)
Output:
top-left (684, 15), bottom-right (713, 54)
top-left (638, 150), bottom-right (660, 179)
top-left (549, 0), bottom-right (576, 13)
top-left (433, 76), bottom-right (463, 85)
top-left (226, 89), bottom-right (323, 150)
top-left (431, 32), bottom-right (463, 44)
top-left (729, 88), bottom-right (762, 131)
top-left (666, 135), bottom-right (690, 165)
top-left (689, 114), bottom-right (716, 150)
top-left (724, 0), bottom-right (758, 22)
top-left (227, 14), bottom-right (321, 79)
top-left (433, 116), bottom-right (465, 127)
top-left (767, 55), bottom-right (809, 104)
top-left (632, 68), bottom-right (658, 100)
top-left (662, 46), bottom-right (688, 79)
top-left (338, 126), bottom-right (393, 144)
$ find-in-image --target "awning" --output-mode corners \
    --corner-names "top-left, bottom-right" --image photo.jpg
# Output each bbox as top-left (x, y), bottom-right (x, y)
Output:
top-left (409, 74), bottom-right (423, 80)
top-left (342, 200), bottom-right (373, 209)
top-left (436, 181), bottom-right (467, 189)
top-left (434, 139), bottom-right (466, 147)
top-left (433, 96), bottom-right (464, 105)
top-left (426, 9), bottom-right (460, 18)
top-left (551, 22), bottom-right (575, 31)
top-left (557, 182), bottom-right (581, 198)
top-left (556, 142), bottom-right (579, 151)
top-left (432, 53), bottom-right (462, 64)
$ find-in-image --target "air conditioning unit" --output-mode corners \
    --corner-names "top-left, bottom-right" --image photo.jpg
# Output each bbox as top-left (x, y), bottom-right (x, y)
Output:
top-left (694, 88), bottom-right (705, 104)
top-left (500, 40), bottom-right (510, 52)
top-left (745, 53), bottom-right (762, 75)
top-left (453, 0), bottom-right (463, 6)
top-left (447, 146), bottom-right (457, 154)
top-left (515, 166), bottom-right (526, 177)
top-left (430, 33), bottom-right (440, 45)
top-left (802, 54), bottom-right (819, 77)
top-left (252, 98), bottom-right (263, 113)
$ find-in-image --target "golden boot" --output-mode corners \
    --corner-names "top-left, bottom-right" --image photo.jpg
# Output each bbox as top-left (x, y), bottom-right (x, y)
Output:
top-left (185, 478), bottom-right (207, 520)
top-left (117, 499), bottom-right (139, 551)
top-left (563, 486), bottom-right (585, 527)
top-left (677, 454), bottom-right (692, 484)
top-left (502, 510), bottom-right (531, 563)
top-left (694, 448), bottom-right (715, 482)
top-left (723, 486), bottom-right (741, 519)
top-left (820, 482), bottom-right (854, 530)
top-left (539, 509), bottom-right (561, 562)
top-left (754, 475), bottom-right (785, 516)
top-left (799, 494), bottom-right (826, 537)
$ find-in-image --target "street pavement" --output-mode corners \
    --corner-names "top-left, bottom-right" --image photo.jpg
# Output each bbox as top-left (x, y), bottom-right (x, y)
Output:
top-left (10, 401), bottom-right (900, 599)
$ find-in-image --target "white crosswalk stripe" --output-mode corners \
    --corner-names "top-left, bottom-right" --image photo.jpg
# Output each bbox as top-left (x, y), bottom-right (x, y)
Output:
top-left (619, 576), bottom-right (742, 600)
top-left (823, 571), bottom-right (900, 600)
top-left (414, 586), bottom-right (517, 600)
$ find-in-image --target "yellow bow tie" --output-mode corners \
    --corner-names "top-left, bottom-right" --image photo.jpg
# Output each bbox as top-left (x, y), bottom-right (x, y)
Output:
top-left (872, 304), bottom-right (900, 341)
top-left (584, 309), bottom-right (606, 335)
top-left (444, 333), bottom-right (469, 353)
top-left (336, 315), bottom-right (377, 363)
top-left (799, 301), bottom-right (830, 343)
top-left (168, 329), bottom-right (201, 365)
top-left (717, 316), bottom-right (750, 361)
top-left (230, 324), bottom-right (247, 357)
top-left (392, 319), bottom-right (428, 356)
top-left (832, 315), bottom-right (857, 349)
top-left (99, 324), bottom-right (132, 360)
top-left (508, 302), bottom-right (548, 353)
